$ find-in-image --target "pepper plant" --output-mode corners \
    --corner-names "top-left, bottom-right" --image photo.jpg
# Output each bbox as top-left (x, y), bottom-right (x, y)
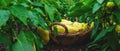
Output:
top-left (0, 0), bottom-right (120, 51)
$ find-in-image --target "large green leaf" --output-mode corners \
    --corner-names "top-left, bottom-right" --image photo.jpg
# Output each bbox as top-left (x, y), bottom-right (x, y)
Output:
top-left (12, 31), bottom-right (35, 51)
top-left (92, 3), bottom-right (101, 14)
top-left (9, 5), bottom-right (28, 25)
top-left (28, 11), bottom-right (39, 27)
top-left (45, 4), bottom-right (56, 22)
top-left (0, 10), bottom-right (10, 27)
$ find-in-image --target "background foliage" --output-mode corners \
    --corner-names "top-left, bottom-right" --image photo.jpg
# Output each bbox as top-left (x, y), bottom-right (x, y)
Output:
top-left (0, 0), bottom-right (120, 51)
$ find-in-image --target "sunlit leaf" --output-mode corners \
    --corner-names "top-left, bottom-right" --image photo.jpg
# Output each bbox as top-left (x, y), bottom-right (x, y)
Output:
top-left (92, 3), bottom-right (101, 14)
top-left (12, 31), bottom-right (35, 51)
top-left (9, 5), bottom-right (28, 25)
top-left (0, 10), bottom-right (10, 27)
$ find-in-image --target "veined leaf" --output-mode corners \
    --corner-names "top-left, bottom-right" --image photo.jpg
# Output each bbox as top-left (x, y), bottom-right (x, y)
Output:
top-left (45, 4), bottom-right (56, 22)
top-left (12, 31), bottom-right (35, 51)
top-left (0, 10), bottom-right (10, 27)
top-left (9, 5), bottom-right (28, 25)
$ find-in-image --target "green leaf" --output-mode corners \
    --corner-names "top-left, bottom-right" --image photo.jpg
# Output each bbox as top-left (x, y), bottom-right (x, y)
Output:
top-left (45, 5), bottom-right (56, 22)
top-left (20, 3), bottom-right (29, 7)
top-left (114, 0), bottom-right (120, 5)
top-left (115, 11), bottom-right (120, 24)
top-left (93, 29), bottom-right (107, 43)
top-left (33, 34), bottom-right (43, 51)
top-left (39, 17), bottom-right (47, 30)
top-left (53, 26), bottom-right (58, 37)
top-left (93, 26), bottom-right (115, 43)
top-left (34, 8), bottom-right (45, 16)
top-left (91, 19), bottom-right (99, 38)
top-left (0, 0), bottom-right (11, 8)
top-left (54, 11), bottom-right (61, 22)
top-left (0, 33), bottom-right (11, 50)
top-left (12, 31), bottom-right (35, 51)
top-left (9, 5), bottom-right (28, 25)
top-left (30, 1), bottom-right (43, 7)
top-left (101, 43), bottom-right (109, 51)
top-left (97, 0), bottom-right (104, 4)
top-left (24, 31), bottom-right (35, 44)
top-left (78, 16), bottom-right (83, 23)
top-left (28, 11), bottom-right (39, 27)
top-left (69, 0), bottom-right (95, 17)
top-left (106, 25), bottom-right (115, 32)
top-left (0, 10), bottom-right (10, 27)
top-left (17, 0), bottom-right (28, 3)
top-left (0, 0), bottom-right (7, 7)
top-left (92, 3), bottom-right (101, 14)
